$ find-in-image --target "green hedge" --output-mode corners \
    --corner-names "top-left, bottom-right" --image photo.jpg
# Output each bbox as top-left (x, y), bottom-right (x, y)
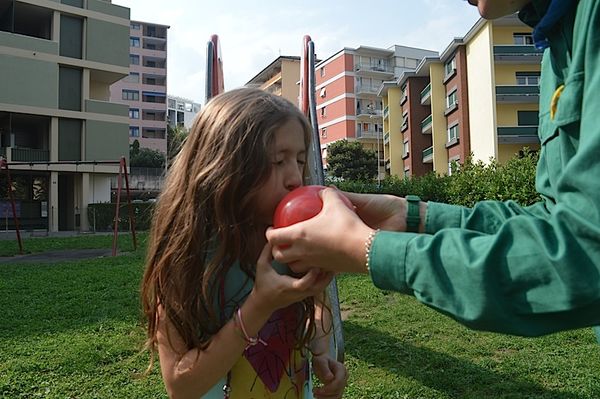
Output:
top-left (87, 203), bottom-right (154, 232)
top-left (331, 150), bottom-right (540, 207)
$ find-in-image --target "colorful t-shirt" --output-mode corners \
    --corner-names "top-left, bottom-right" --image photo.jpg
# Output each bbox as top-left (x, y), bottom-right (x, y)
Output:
top-left (202, 261), bottom-right (313, 399)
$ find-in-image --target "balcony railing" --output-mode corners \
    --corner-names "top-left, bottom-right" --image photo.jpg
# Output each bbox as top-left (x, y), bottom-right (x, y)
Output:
top-left (356, 108), bottom-right (383, 118)
top-left (354, 63), bottom-right (394, 74)
top-left (497, 126), bottom-right (540, 144)
top-left (383, 106), bottom-right (389, 119)
top-left (3, 147), bottom-right (50, 162)
top-left (356, 129), bottom-right (381, 140)
top-left (422, 146), bottom-right (433, 163)
top-left (493, 45), bottom-right (543, 63)
top-left (420, 83), bottom-right (431, 105)
top-left (421, 114), bottom-right (432, 134)
top-left (496, 85), bottom-right (540, 102)
top-left (383, 132), bottom-right (390, 144)
top-left (355, 84), bottom-right (379, 94)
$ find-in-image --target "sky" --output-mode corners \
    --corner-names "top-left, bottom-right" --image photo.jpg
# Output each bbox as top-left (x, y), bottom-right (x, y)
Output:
top-left (111, 0), bottom-right (481, 105)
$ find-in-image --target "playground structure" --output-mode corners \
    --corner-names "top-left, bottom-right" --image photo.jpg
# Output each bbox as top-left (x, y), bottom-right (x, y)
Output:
top-left (0, 157), bottom-right (137, 256)
top-left (205, 34), bottom-right (345, 362)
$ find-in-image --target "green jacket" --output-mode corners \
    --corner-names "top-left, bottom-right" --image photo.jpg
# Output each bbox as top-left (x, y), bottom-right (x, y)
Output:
top-left (369, 0), bottom-right (600, 336)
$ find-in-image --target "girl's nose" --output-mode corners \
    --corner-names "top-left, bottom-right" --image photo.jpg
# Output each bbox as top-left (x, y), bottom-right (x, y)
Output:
top-left (285, 165), bottom-right (302, 191)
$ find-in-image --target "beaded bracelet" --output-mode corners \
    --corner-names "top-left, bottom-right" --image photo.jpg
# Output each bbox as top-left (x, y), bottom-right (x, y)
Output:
top-left (365, 229), bottom-right (380, 273)
top-left (235, 308), bottom-right (267, 350)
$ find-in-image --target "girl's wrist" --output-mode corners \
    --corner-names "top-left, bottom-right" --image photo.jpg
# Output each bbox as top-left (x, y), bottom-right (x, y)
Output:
top-left (245, 290), bottom-right (274, 320)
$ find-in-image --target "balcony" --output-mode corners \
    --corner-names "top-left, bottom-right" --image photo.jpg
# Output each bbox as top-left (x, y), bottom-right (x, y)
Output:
top-left (85, 99), bottom-right (128, 117)
top-left (354, 63), bottom-right (394, 77)
top-left (1, 147), bottom-right (50, 162)
top-left (383, 132), bottom-right (390, 145)
top-left (496, 85), bottom-right (540, 103)
top-left (497, 126), bottom-right (540, 144)
top-left (422, 146), bottom-right (433, 163)
top-left (356, 128), bottom-right (381, 140)
top-left (420, 83), bottom-right (431, 105)
top-left (421, 114), bottom-right (432, 134)
top-left (493, 45), bottom-right (543, 64)
top-left (383, 106), bottom-right (389, 119)
top-left (356, 108), bottom-right (382, 119)
top-left (355, 84), bottom-right (379, 96)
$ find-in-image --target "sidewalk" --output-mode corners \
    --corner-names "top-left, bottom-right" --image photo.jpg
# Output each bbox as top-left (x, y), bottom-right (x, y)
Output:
top-left (0, 230), bottom-right (114, 240)
top-left (0, 248), bottom-right (115, 264)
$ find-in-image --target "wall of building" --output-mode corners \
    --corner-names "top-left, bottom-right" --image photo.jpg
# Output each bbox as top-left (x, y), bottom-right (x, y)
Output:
top-left (430, 62), bottom-right (449, 174)
top-left (466, 22), bottom-right (497, 163)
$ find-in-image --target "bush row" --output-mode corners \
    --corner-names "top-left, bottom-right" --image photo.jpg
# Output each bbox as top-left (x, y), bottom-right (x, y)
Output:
top-left (331, 150), bottom-right (540, 207)
top-left (88, 151), bottom-right (539, 231)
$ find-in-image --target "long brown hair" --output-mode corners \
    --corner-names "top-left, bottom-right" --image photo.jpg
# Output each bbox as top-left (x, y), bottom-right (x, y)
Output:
top-left (141, 88), bottom-right (315, 361)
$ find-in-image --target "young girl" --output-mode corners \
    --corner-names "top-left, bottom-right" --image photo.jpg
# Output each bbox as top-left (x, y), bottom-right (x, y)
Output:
top-left (141, 88), bottom-right (347, 399)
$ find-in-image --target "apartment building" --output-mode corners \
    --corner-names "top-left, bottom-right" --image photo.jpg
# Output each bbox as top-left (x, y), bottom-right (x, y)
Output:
top-left (167, 95), bottom-right (200, 129)
top-left (246, 55), bottom-right (301, 105)
top-left (381, 14), bottom-right (542, 178)
top-left (110, 20), bottom-right (169, 153)
top-left (314, 45), bottom-right (437, 176)
top-left (0, 0), bottom-right (130, 232)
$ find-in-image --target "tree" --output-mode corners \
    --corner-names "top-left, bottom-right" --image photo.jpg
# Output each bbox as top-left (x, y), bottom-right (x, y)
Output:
top-left (129, 140), bottom-right (165, 168)
top-left (167, 124), bottom-right (189, 166)
top-left (326, 139), bottom-right (377, 181)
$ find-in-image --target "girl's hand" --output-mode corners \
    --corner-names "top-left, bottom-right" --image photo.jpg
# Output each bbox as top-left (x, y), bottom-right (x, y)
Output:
top-left (247, 242), bottom-right (334, 315)
top-left (312, 353), bottom-right (348, 398)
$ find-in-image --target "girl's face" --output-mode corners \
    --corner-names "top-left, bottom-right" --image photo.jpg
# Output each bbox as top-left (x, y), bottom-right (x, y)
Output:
top-left (254, 118), bottom-right (307, 226)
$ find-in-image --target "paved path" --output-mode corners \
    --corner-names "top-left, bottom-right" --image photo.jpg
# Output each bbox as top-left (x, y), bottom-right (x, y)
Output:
top-left (0, 248), bottom-right (115, 264)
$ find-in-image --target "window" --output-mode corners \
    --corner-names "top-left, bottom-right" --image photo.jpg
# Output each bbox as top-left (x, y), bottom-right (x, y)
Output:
top-left (130, 54), bottom-right (140, 65)
top-left (130, 37), bottom-right (140, 47)
top-left (321, 128), bottom-right (327, 138)
top-left (60, 15), bottom-right (83, 59)
top-left (518, 110), bottom-right (539, 126)
top-left (446, 90), bottom-right (458, 108)
top-left (403, 140), bottom-right (409, 157)
top-left (129, 108), bottom-right (139, 119)
top-left (448, 124), bottom-right (459, 142)
top-left (516, 71), bottom-right (541, 86)
top-left (131, 22), bottom-right (141, 30)
top-left (320, 107), bottom-right (326, 117)
top-left (320, 67), bottom-right (326, 77)
top-left (129, 126), bottom-right (140, 137)
top-left (122, 90), bottom-right (139, 101)
top-left (513, 33), bottom-right (534, 45)
top-left (404, 168), bottom-right (410, 178)
top-left (444, 57), bottom-right (456, 77)
top-left (59, 66), bottom-right (82, 111)
top-left (320, 87), bottom-right (326, 98)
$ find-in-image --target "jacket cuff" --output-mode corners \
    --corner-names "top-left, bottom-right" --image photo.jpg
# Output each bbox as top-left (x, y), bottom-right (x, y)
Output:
top-left (369, 231), bottom-right (417, 293)
top-left (425, 202), bottom-right (463, 233)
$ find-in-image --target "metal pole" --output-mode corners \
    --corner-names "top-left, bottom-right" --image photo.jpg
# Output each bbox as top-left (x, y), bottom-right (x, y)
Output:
top-left (306, 38), bottom-right (345, 363)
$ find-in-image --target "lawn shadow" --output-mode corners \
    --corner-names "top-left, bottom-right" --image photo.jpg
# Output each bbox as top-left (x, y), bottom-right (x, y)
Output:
top-left (344, 320), bottom-right (586, 399)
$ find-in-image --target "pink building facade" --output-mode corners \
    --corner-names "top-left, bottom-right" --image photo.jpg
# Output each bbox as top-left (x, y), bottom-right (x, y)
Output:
top-left (110, 20), bottom-right (169, 153)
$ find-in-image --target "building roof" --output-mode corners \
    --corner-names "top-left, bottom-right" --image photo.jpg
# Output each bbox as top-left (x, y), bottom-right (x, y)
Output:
top-left (246, 55), bottom-right (300, 85)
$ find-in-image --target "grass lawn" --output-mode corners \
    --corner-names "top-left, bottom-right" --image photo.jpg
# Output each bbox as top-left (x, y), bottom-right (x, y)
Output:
top-left (1, 235), bottom-right (599, 398)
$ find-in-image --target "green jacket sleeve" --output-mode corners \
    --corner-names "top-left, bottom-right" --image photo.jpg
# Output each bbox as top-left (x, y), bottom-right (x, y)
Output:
top-left (369, 0), bottom-right (600, 336)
